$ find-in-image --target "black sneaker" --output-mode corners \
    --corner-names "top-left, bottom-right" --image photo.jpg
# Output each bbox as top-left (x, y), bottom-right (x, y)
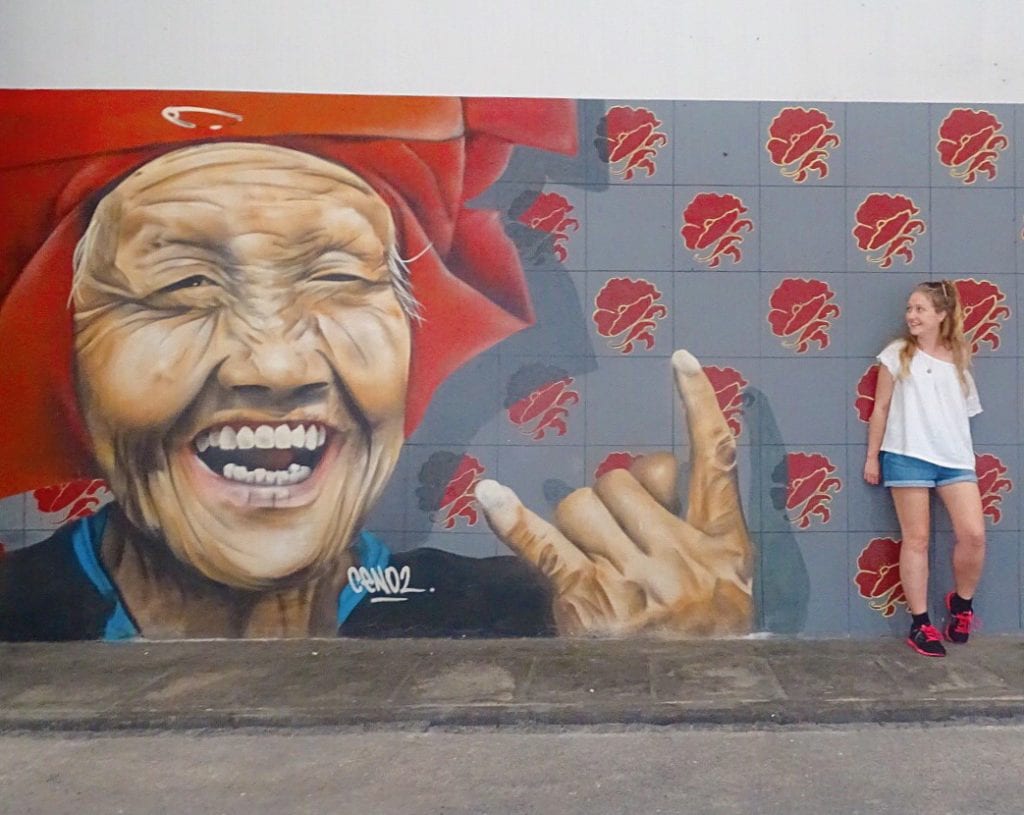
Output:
top-left (945, 592), bottom-right (974, 644)
top-left (906, 623), bottom-right (946, 657)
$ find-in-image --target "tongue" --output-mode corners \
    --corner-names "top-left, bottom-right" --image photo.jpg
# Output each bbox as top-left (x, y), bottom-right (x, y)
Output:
top-left (258, 449), bottom-right (298, 471)
top-left (199, 447), bottom-right (304, 473)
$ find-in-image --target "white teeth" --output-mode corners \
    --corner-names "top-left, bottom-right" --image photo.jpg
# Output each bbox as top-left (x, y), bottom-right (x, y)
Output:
top-left (220, 462), bottom-right (313, 486)
top-left (254, 425), bottom-right (275, 449)
top-left (198, 422), bottom-right (328, 455)
top-left (219, 426), bottom-right (238, 450)
top-left (237, 426), bottom-right (255, 449)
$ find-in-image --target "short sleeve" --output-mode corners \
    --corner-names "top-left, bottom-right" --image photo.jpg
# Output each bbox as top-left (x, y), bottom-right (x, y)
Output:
top-left (876, 340), bottom-right (903, 377)
top-left (965, 370), bottom-right (982, 417)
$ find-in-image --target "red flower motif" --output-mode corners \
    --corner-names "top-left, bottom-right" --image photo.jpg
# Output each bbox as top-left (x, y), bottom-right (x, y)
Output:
top-left (703, 366), bottom-right (748, 439)
top-left (854, 364), bottom-right (880, 424)
top-left (852, 193), bottom-right (926, 268)
top-left (437, 455), bottom-right (486, 530)
top-left (953, 278), bottom-right (1011, 352)
top-left (507, 376), bottom-right (580, 441)
top-left (854, 537), bottom-right (906, 618)
top-left (515, 192), bottom-right (580, 262)
top-left (767, 278), bottom-right (841, 352)
top-left (594, 106), bottom-right (668, 180)
top-left (936, 109), bottom-right (1008, 184)
top-left (765, 107), bottom-right (841, 182)
top-left (592, 277), bottom-right (668, 353)
top-left (781, 452), bottom-right (842, 529)
top-left (32, 479), bottom-right (110, 524)
top-left (680, 192), bottom-right (754, 268)
top-left (594, 452), bottom-right (639, 480)
top-left (975, 453), bottom-right (1013, 525)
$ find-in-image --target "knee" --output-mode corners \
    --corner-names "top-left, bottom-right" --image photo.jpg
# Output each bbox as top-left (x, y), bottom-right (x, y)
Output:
top-left (957, 528), bottom-right (986, 551)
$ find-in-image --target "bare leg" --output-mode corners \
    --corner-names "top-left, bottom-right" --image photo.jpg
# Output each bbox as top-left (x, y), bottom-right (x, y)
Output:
top-left (891, 487), bottom-right (931, 615)
top-left (936, 481), bottom-right (986, 599)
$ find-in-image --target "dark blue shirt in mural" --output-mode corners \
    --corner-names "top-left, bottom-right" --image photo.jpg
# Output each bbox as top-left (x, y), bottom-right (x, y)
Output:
top-left (0, 506), bottom-right (554, 641)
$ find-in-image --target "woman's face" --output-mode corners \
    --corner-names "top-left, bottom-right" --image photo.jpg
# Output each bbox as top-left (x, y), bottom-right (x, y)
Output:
top-left (72, 143), bottom-right (412, 589)
top-left (905, 290), bottom-right (946, 339)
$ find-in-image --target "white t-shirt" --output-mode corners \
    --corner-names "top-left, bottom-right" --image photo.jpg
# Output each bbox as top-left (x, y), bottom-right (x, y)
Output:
top-left (877, 340), bottom-right (982, 470)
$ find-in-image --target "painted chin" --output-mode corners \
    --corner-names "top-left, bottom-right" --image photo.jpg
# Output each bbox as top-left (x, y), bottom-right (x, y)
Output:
top-left (178, 420), bottom-right (346, 510)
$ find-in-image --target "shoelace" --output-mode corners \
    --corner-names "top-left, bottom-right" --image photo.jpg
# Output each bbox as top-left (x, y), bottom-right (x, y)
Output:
top-left (950, 610), bottom-right (975, 634)
top-left (918, 624), bottom-right (942, 642)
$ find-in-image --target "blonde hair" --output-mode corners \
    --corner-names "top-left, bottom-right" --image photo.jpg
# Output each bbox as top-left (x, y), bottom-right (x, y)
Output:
top-left (897, 280), bottom-right (971, 391)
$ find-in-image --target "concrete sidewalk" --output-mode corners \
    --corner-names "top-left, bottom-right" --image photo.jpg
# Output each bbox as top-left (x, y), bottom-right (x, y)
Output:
top-left (2, 636), bottom-right (1022, 731)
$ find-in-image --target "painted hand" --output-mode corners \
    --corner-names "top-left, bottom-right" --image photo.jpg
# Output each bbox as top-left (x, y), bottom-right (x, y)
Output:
top-left (475, 350), bottom-right (754, 637)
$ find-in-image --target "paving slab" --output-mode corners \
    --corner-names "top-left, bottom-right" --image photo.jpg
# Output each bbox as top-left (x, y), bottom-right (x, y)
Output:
top-left (1, 637), bottom-right (1022, 731)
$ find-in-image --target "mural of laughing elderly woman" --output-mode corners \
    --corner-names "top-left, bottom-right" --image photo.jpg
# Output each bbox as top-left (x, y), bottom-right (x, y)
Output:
top-left (0, 91), bottom-right (753, 641)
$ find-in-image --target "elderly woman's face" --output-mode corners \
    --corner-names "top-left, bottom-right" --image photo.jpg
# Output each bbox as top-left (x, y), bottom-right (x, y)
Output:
top-left (72, 143), bottom-right (411, 587)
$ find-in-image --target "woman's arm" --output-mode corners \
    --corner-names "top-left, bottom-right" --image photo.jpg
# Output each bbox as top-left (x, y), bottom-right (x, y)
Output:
top-left (864, 365), bottom-right (895, 485)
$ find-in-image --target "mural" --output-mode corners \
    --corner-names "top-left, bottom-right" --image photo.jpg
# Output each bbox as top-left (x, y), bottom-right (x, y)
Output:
top-left (1, 92), bottom-right (1022, 641)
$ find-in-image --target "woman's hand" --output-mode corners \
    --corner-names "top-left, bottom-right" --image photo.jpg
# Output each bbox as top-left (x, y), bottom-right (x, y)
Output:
top-left (863, 455), bottom-right (880, 486)
top-left (474, 349), bottom-right (753, 638)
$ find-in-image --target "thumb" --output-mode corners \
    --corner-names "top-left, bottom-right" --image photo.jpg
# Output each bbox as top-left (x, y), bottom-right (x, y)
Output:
top-left (474, 479), bottom-right (589, 590)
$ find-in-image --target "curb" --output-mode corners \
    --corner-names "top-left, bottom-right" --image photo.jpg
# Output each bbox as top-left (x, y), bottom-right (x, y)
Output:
top-left (5, 699), bottom-right (1024, 733)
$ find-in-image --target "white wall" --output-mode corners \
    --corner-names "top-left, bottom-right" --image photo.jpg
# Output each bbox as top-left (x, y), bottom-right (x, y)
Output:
top-left (1, 0), bottom-right (1023, 102)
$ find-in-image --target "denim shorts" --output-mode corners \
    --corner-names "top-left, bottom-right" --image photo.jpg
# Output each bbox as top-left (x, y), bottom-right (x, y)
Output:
top-left (880, 451), bottom-right (977, 488)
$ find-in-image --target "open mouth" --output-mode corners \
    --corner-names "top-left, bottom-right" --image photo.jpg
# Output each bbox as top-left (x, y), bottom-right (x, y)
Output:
top-left (194, 422), bottom-right (331, 487)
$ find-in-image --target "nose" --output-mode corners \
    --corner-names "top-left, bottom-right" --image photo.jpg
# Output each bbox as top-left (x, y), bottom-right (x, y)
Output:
top-left (218, 327), bottom-right (332, 407)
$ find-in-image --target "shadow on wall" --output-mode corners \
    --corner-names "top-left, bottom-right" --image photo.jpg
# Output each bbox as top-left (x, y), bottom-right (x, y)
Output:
top-left (748, 386), bottom-right (811, 634)
top-left (370, 106), bottom-right (602, 550)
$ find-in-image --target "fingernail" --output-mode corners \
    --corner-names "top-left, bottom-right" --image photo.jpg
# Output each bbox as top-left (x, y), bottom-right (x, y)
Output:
top-left (672, 349), bottom-right (700, 375)
top-left (474, 480), bottom-right (519, 527)
top-left (475, 479), bottom-right (511, 510)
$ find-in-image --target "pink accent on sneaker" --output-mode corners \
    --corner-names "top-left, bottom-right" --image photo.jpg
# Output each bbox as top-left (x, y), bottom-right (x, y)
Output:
top-left (906, 623), bottom-right (946, 657)
top-left (944, 591), bottom-right (975, 643)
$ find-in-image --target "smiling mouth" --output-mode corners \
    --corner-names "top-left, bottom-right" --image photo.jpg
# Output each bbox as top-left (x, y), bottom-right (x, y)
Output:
top-left (194, 422), bottom-right (331, 486)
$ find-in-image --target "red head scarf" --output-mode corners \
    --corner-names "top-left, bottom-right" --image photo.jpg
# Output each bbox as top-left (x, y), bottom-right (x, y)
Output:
top-left (0, 91), bottom-right (577, 499)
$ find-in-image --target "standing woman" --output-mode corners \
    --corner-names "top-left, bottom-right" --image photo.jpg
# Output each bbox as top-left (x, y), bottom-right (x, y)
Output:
top-left (864, 280), bottom-right (985, 657)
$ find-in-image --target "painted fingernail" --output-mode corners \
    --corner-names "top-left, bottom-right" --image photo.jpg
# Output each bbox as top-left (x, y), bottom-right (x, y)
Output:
top-left (671, 349), bottom-right (700, 375)
top-left (474, 480), bottom-right (520, 528)
top-left (475, 479), bottom-right (513, 510)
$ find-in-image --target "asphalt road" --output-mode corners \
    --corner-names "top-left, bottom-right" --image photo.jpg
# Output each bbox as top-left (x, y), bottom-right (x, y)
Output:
top-left (2, 724), bottom-right (1021, 814)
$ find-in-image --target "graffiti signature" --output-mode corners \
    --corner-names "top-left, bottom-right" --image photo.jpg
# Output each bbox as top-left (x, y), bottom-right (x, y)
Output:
top-left (347, 565), bottom-right (430, 603)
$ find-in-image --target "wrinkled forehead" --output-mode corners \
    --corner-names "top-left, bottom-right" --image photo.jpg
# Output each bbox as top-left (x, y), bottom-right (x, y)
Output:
top-left (106, 142), bottom-right (395, 244)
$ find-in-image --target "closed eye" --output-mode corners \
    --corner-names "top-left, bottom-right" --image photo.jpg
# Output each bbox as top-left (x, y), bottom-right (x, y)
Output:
top-left (156, 275), bottom-right (215, 294)
top-left (313, 273), bottom-right (365, 283)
